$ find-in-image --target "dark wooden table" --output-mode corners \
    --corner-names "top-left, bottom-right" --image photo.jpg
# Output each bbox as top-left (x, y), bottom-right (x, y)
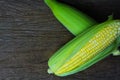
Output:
top-left (0, 0), bottom-right (119, 80)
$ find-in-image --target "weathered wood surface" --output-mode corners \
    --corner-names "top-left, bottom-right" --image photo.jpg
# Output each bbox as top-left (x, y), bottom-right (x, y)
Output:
top-left (0, 0), bottom-right (119, 80)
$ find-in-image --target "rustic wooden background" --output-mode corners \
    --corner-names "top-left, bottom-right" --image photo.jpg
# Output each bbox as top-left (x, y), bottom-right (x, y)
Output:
top-left (0, 0), bottom-right (119, 80)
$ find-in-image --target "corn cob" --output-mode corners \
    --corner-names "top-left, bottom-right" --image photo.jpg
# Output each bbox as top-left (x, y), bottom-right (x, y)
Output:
top-left (48, 19), bottom-right (120, 76)
top-left (44, 0), bottom-right (97, 36)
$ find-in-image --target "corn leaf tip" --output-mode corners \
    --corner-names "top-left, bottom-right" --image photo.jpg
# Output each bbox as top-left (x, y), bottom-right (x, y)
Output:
top-left (107, 14), bottom-right (114, 21)
top-left (48, 68), bottom-right (53, 74)
top-left (112, 50), bottom-right (120, 56)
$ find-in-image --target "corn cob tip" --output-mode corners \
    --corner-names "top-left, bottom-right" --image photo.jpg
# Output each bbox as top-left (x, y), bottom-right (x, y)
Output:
top-left (112, 50), bottom-right (120, 56)
top-left (47, 68), bottom-right (53, 74)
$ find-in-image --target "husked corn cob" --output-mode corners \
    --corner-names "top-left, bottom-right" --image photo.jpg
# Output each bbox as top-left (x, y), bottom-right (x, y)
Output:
top-left (44, 0), bottom-right (97, 36)
top-left (48, 20), bottom-right (120, 76)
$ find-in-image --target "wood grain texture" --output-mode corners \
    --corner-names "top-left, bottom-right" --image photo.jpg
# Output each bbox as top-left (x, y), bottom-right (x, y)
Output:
top-left (0, 0), bottom-right (119, 80)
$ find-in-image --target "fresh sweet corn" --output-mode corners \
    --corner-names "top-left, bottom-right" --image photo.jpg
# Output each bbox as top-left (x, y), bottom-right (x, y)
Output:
top-left (48, 20), bottom-right (120, 76)
top-left (44, 0), bottom-right (97, 36)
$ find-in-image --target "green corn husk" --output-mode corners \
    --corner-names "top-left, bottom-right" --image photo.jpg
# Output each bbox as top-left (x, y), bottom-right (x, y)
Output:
top-left (44, 0), bottom-right (97, 36)
top-left (47, 19), bottom-right (120, 76)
